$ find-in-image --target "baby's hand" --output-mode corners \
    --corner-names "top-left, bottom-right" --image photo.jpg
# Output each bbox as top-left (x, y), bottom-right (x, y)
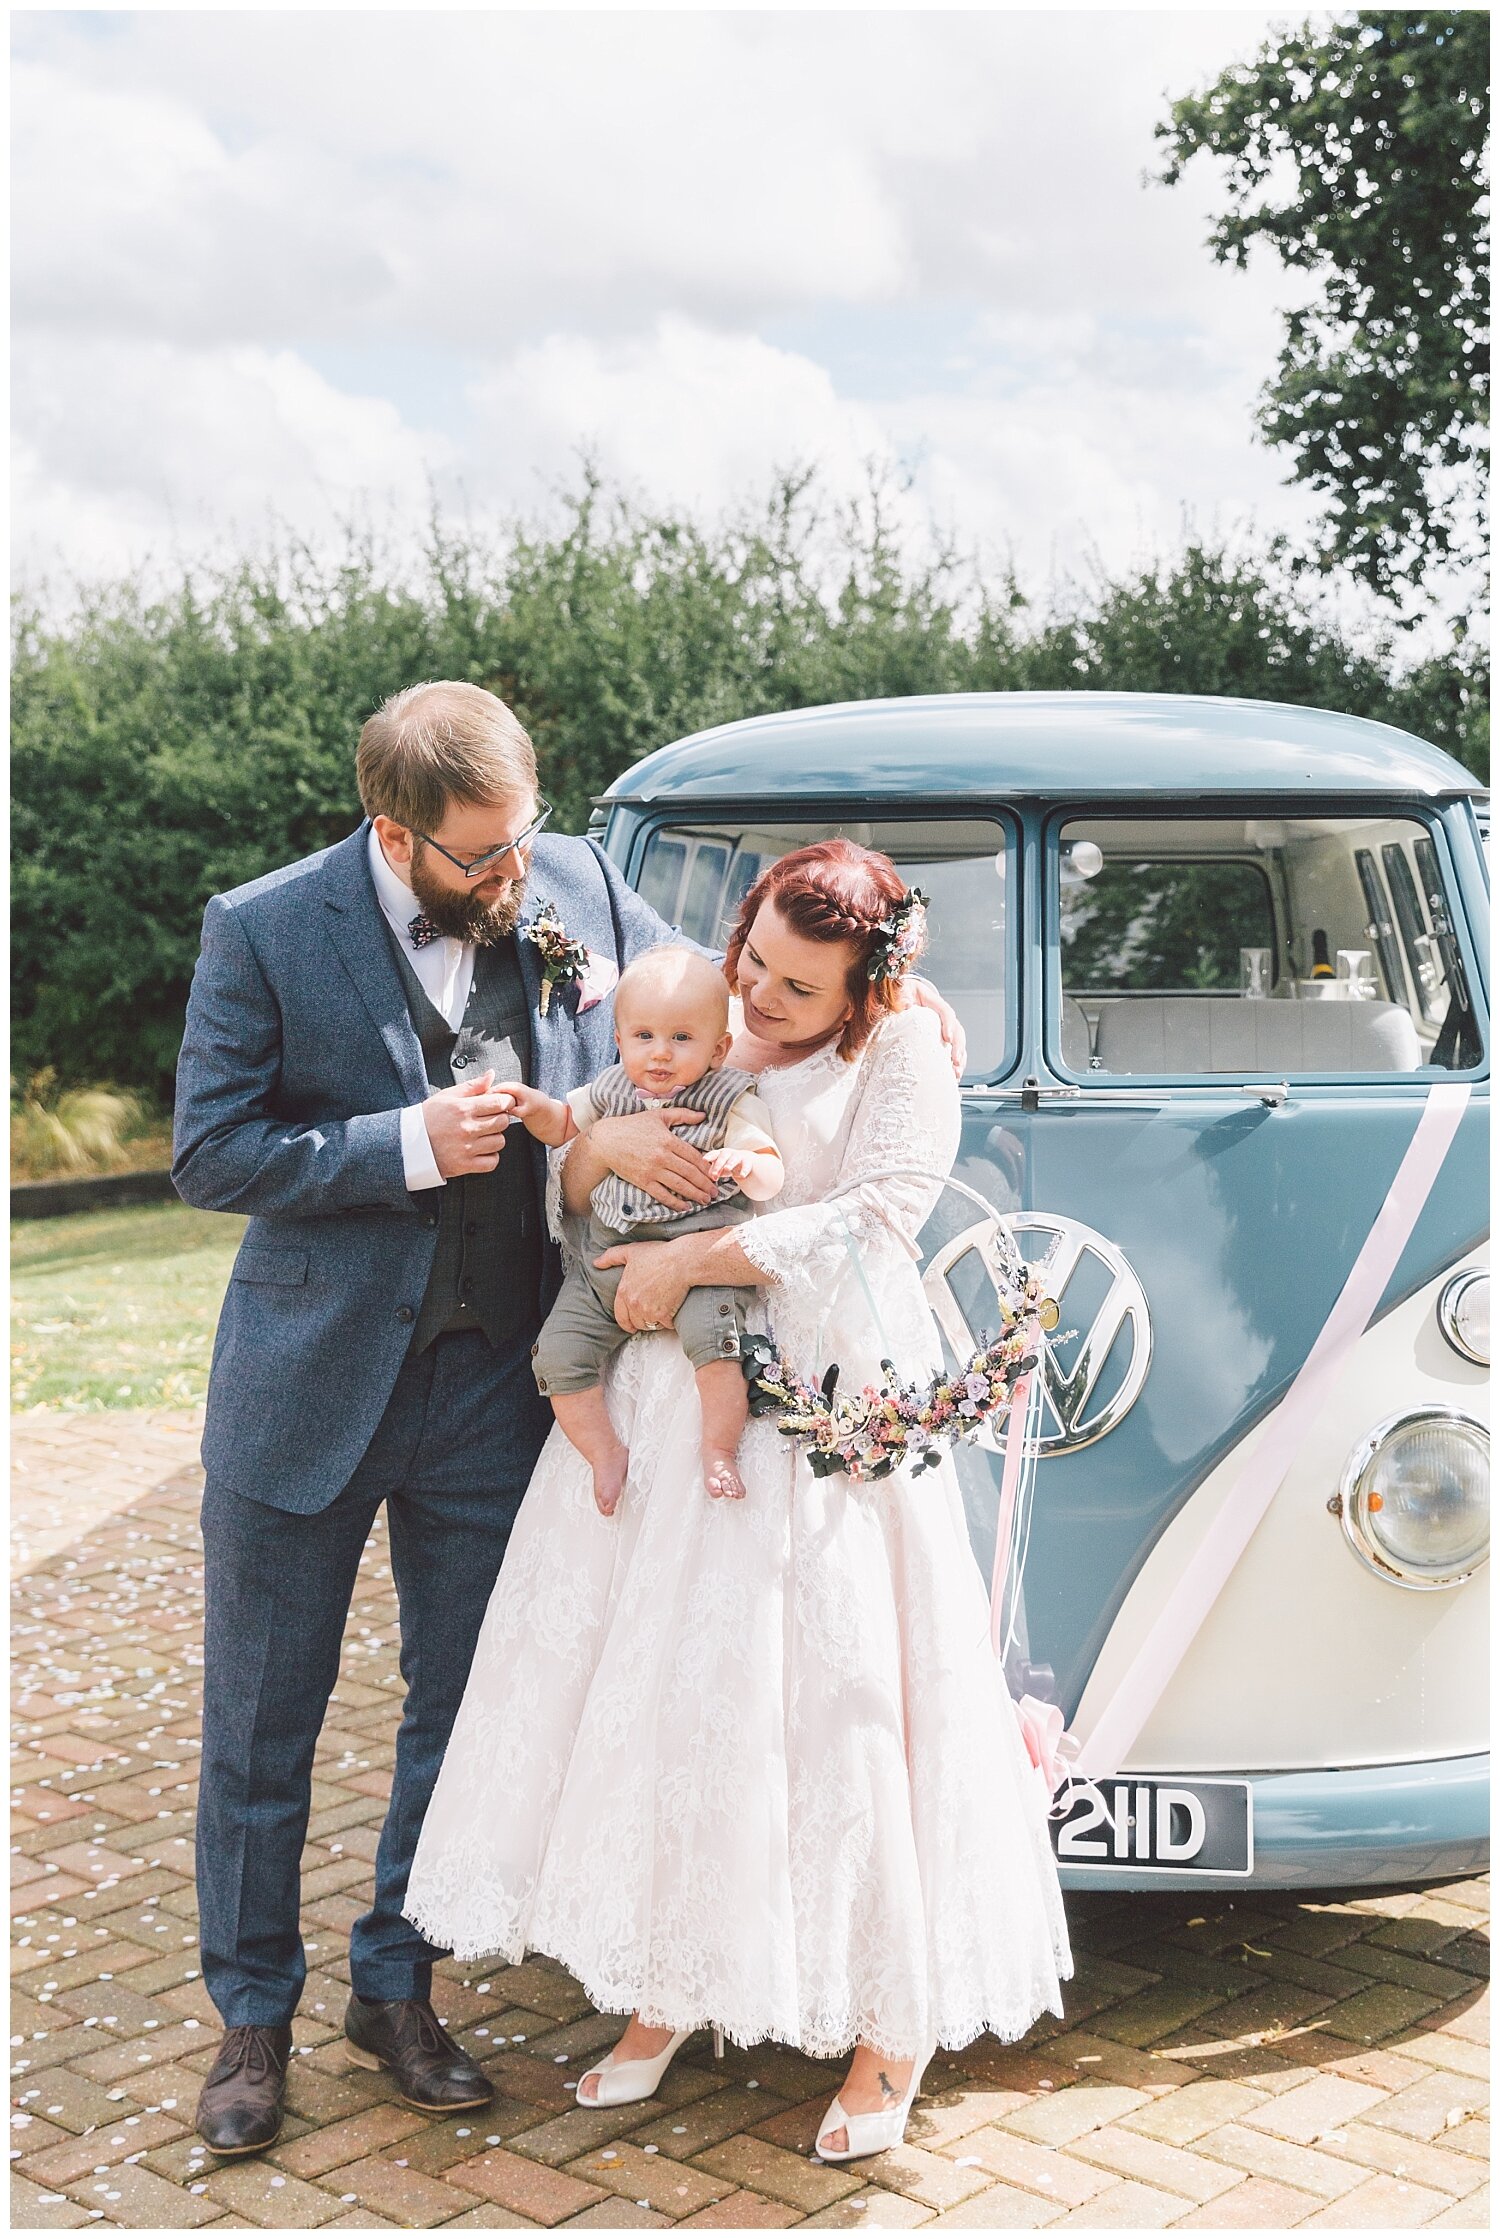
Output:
top-left (703, 1148), bottom-right (750, 1183)
top-left (496, 1082), bottom-right (574, 1146)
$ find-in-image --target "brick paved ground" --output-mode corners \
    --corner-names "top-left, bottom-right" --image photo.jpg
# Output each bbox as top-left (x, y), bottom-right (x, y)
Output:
top-left (11, 1413), bottom-right (1490, 2231)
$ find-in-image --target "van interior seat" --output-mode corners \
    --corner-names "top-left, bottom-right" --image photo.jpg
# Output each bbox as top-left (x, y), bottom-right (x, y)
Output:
top-left (1061, 995), bottom-right (1094, 1072)
top-left (1093, 995), bottom-right (1423, 1075)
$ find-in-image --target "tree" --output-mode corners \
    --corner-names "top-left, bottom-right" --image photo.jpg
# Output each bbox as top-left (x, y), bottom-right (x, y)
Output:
top-left (1157, 10), bottom-right (1488, 610)
top-left (10, 483), bottom-right (1486, 1101)
top-left (492, 469), bottom-right (1004, 832)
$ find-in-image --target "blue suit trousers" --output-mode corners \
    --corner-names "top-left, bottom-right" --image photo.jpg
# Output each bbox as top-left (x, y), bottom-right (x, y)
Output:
top-left (196, 1326), bottom-right (552, 2024)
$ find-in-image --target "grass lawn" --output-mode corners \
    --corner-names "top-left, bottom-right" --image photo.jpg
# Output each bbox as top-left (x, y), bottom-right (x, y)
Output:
top-left (11, 1202), bottom-right (246, 1411)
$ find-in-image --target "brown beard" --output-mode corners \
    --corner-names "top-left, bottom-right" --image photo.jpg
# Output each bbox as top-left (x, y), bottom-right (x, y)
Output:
top-left (409, 842), bottom-right (526, 945)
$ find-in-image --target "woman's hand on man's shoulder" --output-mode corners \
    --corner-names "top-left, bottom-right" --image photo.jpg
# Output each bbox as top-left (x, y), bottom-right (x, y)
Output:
top-left (901, 979), bottom-right (966, 1077)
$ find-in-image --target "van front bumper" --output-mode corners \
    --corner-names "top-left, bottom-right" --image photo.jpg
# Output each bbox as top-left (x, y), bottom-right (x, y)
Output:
top-left (1056, 1753), bottom-right (1489, 1893)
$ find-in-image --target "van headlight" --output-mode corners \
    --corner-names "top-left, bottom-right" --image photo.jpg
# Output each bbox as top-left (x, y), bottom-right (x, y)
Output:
top-left (1340, 1407), bottom-right (1489, 1590)
top-left (1438, 1268), bottom-right (1489, 1365)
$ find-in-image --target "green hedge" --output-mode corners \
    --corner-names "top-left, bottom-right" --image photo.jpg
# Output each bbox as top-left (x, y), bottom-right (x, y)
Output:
top-left (13, 478), bottom-right (1487, 1100)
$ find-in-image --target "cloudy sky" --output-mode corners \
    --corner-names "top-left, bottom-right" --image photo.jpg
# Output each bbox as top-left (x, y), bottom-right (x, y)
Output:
top-left (13, 5), bottom-right (1335, 602)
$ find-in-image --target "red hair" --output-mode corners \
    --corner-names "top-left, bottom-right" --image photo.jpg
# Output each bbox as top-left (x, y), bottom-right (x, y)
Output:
top-left (723, 839), bottom-right (913, 1060)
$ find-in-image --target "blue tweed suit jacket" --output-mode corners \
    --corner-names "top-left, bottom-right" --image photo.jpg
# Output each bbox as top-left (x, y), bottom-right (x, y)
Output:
top-left (172, 823), bottom-right (682, 1513)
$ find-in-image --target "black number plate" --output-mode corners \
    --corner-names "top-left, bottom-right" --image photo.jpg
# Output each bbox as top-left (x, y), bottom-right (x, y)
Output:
top-left (1051, 1777), bottom-right (1253, 1875)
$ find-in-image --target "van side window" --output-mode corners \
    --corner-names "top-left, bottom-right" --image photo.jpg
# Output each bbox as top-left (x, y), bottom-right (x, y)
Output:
top-left (1382, 842), bottom-right (1446, 1025)
top-left (1413, 835), bottom-right (1480, 1066)
top-left (1353, 849), bottom-right (1409, 1006)
top-left (636, 838), bottom-right (687, 928)
top-left (1058, 815), bottom-right (1482, 1078)
top-left (637, 817), bottom-right (1013, 1080)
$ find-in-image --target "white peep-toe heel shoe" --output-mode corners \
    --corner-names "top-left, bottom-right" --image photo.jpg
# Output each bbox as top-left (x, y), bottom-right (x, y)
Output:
top-left (816, 2047), bottom-right (935, 2164)
top-left (577, 2028), bottom-right (693, 2109)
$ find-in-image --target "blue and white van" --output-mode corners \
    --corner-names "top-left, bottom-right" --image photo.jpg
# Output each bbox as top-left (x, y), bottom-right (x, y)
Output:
top-left (594, 692), bottom-right (1490, 1892)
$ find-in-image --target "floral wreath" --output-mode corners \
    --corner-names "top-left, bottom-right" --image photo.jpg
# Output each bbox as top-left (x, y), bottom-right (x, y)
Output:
top-left (741, 1268), bottom-right (1062, 1482)
top-left (524, 899), bottom-right (592, 1015)
top-left (867, 886), bottom-right (929, 985)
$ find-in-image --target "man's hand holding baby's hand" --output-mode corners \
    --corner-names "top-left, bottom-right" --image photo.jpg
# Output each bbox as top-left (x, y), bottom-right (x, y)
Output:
top-left (496, 1081), bottom-right (575, 1147)
top-left (422, 1071), bottom-right (519, 1177)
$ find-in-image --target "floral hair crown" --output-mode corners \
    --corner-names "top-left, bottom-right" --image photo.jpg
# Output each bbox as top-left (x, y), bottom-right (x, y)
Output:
top-left (867, 886), bottom-right (929, 985)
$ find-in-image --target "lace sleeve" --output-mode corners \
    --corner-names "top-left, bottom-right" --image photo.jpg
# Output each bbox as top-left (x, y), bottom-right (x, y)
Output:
top-left (739, 1008), bottom-right (960, 1312)
top-left (544, 1142), bottom-right (589, 1270)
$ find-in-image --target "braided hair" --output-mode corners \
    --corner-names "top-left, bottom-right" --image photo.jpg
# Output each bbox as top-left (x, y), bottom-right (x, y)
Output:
top-left (723, 839), bottom-right (914, 1060)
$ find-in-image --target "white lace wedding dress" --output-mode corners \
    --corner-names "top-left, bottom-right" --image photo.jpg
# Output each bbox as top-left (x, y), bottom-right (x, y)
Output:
top-left (404, 1007), bottom-right (1072, 2060)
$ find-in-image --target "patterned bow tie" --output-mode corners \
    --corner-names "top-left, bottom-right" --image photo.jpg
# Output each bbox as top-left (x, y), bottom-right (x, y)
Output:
top-left (408, 913), bottom-right (442, 950)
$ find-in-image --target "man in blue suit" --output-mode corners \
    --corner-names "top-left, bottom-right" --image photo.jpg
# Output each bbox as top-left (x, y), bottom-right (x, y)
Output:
top-left (173, 682), bottom-right (719, 2153)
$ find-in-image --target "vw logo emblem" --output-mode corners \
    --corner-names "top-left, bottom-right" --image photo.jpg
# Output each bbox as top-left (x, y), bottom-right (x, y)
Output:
top-left (923, 1212), bottom-right (1152, 1454)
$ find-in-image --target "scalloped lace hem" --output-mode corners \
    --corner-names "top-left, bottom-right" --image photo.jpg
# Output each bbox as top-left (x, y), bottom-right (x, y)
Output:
top-left (403, 1900), bottom-right (1071, 2065)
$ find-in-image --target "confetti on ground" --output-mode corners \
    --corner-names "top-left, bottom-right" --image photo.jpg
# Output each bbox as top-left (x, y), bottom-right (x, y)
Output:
top-left (8, 1403), bottom-right (1491, 2231)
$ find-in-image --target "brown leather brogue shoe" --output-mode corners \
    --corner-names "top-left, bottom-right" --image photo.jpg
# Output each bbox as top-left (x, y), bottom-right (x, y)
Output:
top-left (195, 2022), bottom-right (293, 2156)
top-left (344, 1993), bottom-right (492, 2110)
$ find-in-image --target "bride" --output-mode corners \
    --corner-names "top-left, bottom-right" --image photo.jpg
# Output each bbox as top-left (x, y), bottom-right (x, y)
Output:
top-left (404, 838), bottom-right (1071, 2160)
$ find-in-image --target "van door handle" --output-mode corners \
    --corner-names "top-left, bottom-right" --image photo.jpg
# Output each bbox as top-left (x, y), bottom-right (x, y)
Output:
top-left (1020, 1076), bottom-right (1081, 1110)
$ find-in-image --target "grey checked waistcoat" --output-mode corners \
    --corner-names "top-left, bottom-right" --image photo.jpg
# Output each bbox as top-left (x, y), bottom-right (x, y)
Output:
top-left (388, 933), bottom-right (543, 1353)
top-left (583, 1062), bottom-right (763, 1231)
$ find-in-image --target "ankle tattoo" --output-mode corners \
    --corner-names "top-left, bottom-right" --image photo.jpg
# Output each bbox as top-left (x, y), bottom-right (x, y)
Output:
top-left (878, 2070), bottom-right (897, 2102)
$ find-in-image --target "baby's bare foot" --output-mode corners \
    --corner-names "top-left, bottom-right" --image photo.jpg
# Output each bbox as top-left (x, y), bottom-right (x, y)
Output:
top-left (703, 1449), bottom-right (746, 1501)
top-left (592, 1448), bottom-right (629, 1518)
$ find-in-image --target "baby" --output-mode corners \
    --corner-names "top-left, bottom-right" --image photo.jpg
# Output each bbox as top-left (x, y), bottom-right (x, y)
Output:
top-left (502, 947), bottom-right (783, 1516)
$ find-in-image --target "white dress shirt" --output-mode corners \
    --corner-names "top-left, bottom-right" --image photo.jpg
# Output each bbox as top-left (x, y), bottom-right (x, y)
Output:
top-left (367, 826), bottom-right (478, 1193)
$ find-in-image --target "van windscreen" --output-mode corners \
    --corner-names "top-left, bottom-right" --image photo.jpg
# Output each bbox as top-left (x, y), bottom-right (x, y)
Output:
top-left (637, 817), bottom-right (1013, 1080)
top-left (1057, 814), bottom-right (1481, 1077)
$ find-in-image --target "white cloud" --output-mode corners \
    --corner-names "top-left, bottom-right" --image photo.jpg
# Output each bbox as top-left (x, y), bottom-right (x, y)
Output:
top-left (12, 59), bottom-right (393, 346)
top-left (15, 337), bottom-right (450, 583)
top-left (14, 9), bottom-right (1293, 345)
top-left (462, 318), bottom-right (898, 521)
top-left (457, 311), bottom-right (1321, 587)
top-left (13, 6), bottom-right (1356, 608)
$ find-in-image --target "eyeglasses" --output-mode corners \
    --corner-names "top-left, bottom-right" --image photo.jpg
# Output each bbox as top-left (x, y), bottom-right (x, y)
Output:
top-left (411, 799), bottom-right (553, 879)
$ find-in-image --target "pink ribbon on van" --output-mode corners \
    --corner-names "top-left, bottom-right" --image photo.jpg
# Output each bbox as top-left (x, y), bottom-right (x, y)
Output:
top-left (1067, 1080), bottom-right (1471, 1785)
top-left (992, 1345), bottom-right (1084, 1792)
top-left (1015, 1692), bottom-right (1069, 1793)
top-left (989, 1360), bottom-right (1035, 1655)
